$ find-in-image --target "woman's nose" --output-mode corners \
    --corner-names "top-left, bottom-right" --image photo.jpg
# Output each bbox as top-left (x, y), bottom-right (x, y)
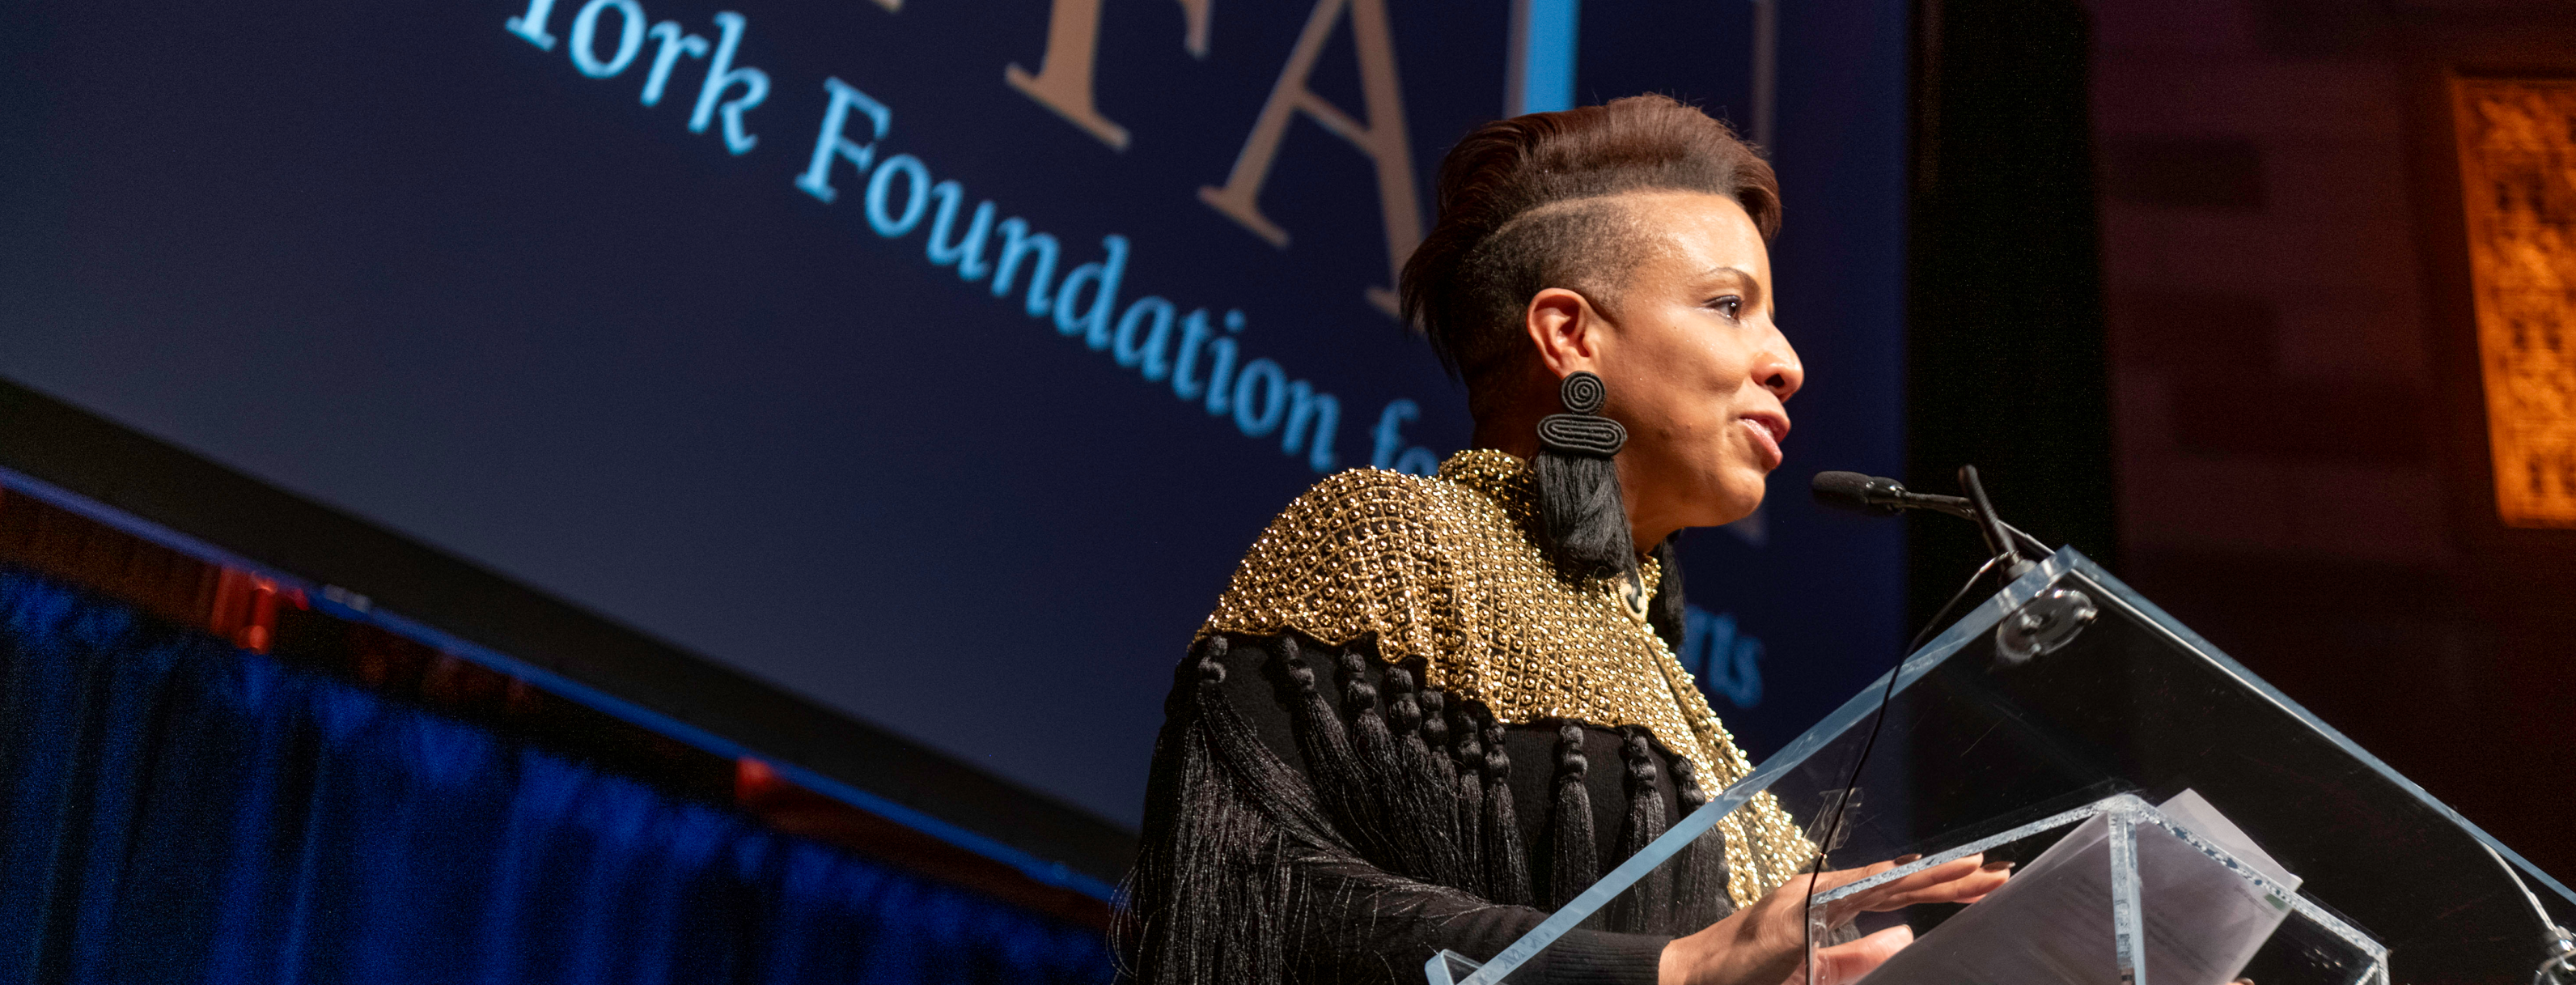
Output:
top-left (1754, 336), bottom-right (1803, 401)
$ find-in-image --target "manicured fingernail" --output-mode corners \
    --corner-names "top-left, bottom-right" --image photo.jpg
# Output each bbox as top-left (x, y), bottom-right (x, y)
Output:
top-left (1981, 860), bottom-right (2015, 872)
top-left (1892, 854), bottom-right (1922, 864)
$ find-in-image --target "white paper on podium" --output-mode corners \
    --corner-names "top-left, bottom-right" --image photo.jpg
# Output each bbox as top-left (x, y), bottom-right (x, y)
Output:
top-left (1851, 791), bottom-right (2298, 985)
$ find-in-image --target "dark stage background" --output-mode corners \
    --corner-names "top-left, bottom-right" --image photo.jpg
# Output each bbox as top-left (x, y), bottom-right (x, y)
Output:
top-left (1905, 0), bottom-right (2576, 885)
top-left (0, 0), bottom-right (1910, 843)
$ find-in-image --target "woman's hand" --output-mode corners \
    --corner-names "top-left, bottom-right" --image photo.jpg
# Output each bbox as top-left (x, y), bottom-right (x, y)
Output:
top-left (1657, 855), bottom-right (2010, 985)
top-left (1784, 925), bottom-right (1913, 985)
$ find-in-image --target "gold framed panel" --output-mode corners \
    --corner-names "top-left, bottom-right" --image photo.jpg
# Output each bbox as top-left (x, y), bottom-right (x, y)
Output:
top-left (2451, 77), bottom-right (2576, 528)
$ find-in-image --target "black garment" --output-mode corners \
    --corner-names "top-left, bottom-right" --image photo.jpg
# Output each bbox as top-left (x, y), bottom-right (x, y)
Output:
top-left (1118, 630), bottom-right (1740, 985)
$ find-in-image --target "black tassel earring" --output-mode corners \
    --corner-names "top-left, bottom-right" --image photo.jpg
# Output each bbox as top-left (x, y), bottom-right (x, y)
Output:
top-left (1532, 371), bottom-right (1637, 580)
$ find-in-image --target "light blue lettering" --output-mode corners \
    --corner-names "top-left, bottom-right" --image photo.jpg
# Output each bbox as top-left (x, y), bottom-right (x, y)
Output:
top-left (507, 0), bottom-right (563, 50)
top-left (794, 78), bottom-right (890, 203)
top-left (641, 21), bottom-right (709, 106)
top-left (1170, 308), bottom-right (1215, 401)
top-left (688, 11), bottom-right (768, 154)
top-left (569, 0), bottom-right (645, 77)
top-left (519, 18), bottom-right (1383, 478)
top-left (1232, 359), bottom-right (1288, 437)
top-left (989, 219), bottom-right (1060, 317)
top-left (1394, 448), bottom-right (1440, 475)
top-left (1203, 338), bottom-right (1239, 414)
top-left (864, 155), bottom-right (932, 237)
top-left (1113, 297), bottom-right (1176, 379)
top-left (1281, 382), bottom-right (1340, 472)
top-left (1057, 235), bottom-right (1130, 346)
top-left (1683, 606), bottom-right (1764, 708)
top-left (1201, 312), bottom-right (1244, 414)
top-left (925, 182), bottom-right (994, 280)
top-left (1371, 398), bottom-right (1418, 469)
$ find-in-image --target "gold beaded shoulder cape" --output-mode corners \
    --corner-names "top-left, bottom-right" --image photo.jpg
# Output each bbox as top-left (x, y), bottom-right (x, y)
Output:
top-left (1121, 449), bottom-right (1818, 985)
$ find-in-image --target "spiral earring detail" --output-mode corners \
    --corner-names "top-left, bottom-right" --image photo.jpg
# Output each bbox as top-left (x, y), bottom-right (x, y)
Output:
top-left (1536, 371), bottom-right (1627, 456)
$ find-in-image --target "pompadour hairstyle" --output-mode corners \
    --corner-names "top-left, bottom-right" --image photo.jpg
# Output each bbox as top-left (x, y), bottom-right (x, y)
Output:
top-left (1398, 94), bottom-right (1780, 418)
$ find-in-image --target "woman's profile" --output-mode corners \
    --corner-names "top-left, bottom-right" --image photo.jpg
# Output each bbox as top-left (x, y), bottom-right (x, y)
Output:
top-left (1118, 94), bottom-right (2006, 985)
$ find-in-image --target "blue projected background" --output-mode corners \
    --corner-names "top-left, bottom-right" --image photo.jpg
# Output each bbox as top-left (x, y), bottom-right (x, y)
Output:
top-left (0, 0), bottom-right (1908, 828)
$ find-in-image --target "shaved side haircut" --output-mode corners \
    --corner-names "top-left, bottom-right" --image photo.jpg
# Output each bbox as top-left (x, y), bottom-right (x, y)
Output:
top-left (1400, 94), bottom-right (1780, 420)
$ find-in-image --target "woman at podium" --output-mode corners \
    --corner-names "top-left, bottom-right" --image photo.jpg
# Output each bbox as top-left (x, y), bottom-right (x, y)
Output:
top-left (1119, 96), bottom-right (2005, 985)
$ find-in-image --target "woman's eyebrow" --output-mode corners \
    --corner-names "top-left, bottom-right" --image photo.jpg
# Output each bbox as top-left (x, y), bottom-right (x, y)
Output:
top-left (1698, 265), bottom-right (1765, 306)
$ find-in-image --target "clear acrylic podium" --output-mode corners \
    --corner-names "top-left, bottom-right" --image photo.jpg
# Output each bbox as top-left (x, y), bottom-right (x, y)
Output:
top-left (1427, 549), bottom-right (2575, 985)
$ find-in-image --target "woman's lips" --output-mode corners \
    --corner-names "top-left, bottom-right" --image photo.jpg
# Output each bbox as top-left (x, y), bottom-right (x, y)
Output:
top-left (1739, 416), bottom-right (1786, 469)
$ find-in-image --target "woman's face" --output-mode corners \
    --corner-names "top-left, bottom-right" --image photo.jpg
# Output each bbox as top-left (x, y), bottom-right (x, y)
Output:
top-left (1530, 191), bottom-right (1803, 536)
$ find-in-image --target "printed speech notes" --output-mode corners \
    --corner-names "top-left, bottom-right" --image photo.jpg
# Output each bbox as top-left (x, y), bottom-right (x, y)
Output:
top-left (1855, 791), bottom-right (2298, 985)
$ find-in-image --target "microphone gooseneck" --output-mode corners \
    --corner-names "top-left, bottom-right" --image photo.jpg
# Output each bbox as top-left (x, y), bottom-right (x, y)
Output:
top-left (2483, 843), bottom-right (2576, 985)
top-left (1809, 471), bottom-right (1976, 520)
top-left (1801, 465), bottom-right (2049, 958)
top-left (1808, 471), bottom-right (1903, 516)
top-left (1956, 465), bottom-right (2025, 575)
top-left (1808, 470), bottom-right (2051, 558)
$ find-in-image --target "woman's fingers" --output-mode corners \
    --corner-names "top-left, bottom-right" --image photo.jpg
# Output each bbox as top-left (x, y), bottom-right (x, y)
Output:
top-left (1800, 864), bottom-right (1881, 897)
top-left (1800, 853), bottom-right (2017, 928)
top-left (1824, 856), bottom-right (2013, 914)
top-left (1874, 862), bottom-right (2011, 908)
top-left (1785, 925), bottom-right (1915, 985)
top-left (1809, 854), bottom-right (1971, 898)
top-left (1858, 856), bottom-right (1981, 899)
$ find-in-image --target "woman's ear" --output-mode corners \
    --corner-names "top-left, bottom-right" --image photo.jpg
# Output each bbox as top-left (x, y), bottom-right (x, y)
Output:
top-left (1523, 287), bottom-right (1604, 377)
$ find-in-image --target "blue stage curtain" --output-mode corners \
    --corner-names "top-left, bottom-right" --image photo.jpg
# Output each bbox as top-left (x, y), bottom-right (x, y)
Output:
top-left (0, 570), bottom-right (1112, 985)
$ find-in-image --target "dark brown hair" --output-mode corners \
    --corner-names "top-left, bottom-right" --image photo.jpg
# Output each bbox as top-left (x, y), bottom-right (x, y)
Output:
top-left (1399, 94), bottom-right (1779, 416)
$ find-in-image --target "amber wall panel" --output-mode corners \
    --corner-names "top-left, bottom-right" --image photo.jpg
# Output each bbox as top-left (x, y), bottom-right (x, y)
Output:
top-left (2451, 78), bottom-right (2576, 528)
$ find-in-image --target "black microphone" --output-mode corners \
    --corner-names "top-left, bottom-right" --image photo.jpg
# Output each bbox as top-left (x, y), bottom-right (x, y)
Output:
top-left (1810, 471), bottom-right (1976, 520)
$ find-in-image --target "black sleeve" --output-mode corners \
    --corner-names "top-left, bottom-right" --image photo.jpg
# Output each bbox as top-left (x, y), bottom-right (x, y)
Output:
top-left (1119, 632), bottom-right (1670, 985)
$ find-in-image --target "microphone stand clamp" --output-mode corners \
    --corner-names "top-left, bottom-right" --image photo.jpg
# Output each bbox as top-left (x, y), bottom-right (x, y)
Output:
top-left (2538, 928), bottom-right (2576, 985)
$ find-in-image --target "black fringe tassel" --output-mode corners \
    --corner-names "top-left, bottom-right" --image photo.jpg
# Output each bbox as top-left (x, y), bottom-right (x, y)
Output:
top-left (1611, 728), bottom-right (1676, 934)
top-left (1120, 635), bottom-right (1502, 985)
top-left (1478, 718), bottom-right (1533, 905)
top-left (1531, 448), bottom-right (1636, 581)
top-left (1648, 536), bottom-right (1688, 652)
top-left (1337, 647), bottom-right (1440, 880)
top-left (1120, 636), bottom-right (1341, 983)
top-left (1545, 724), bottom-right (1599, 909)
top-left (1448, 703), bottom-right (1489, 898)
top-left (1670, 757), bottom-right (1735, 928)
top-left (1120, 631), bottom-right (1742, 983)
top-left (1382, 666), bottom-right (1468, 886)
top-left (1277, 636), bottom-right (1394, 861)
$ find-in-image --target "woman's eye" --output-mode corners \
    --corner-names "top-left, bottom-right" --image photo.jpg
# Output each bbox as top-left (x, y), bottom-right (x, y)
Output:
top-left (1710, 295), bottom-right (1743, 320)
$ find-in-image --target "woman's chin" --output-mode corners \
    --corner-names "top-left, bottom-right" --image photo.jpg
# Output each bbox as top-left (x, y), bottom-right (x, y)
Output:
top-left (1697, 476), bottom-right (1767, 528)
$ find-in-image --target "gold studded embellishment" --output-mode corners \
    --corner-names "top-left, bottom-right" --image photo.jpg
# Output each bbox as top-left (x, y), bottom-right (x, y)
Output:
top-left (1199, 448), bottom-right (1816, 906)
